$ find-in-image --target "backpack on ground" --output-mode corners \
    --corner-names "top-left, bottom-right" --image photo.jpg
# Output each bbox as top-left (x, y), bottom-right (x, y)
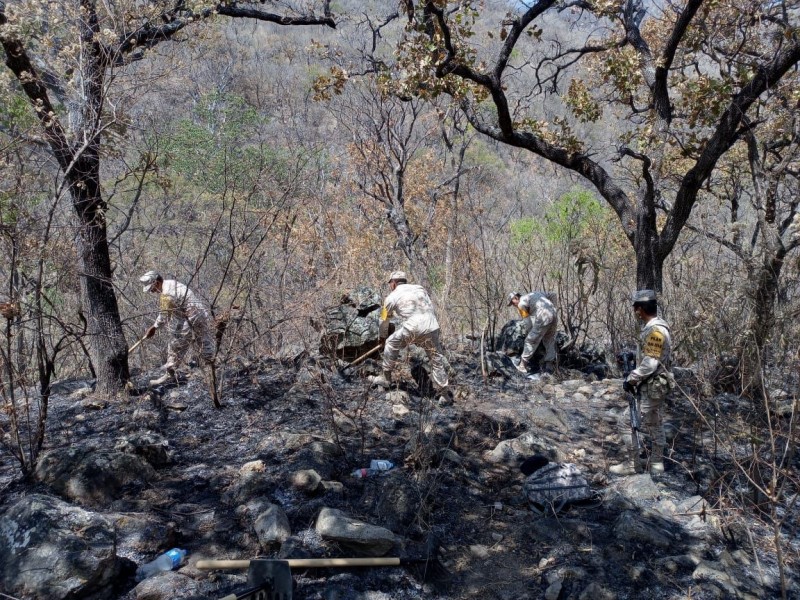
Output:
top-left (523, 462), bottom-right (597, 514)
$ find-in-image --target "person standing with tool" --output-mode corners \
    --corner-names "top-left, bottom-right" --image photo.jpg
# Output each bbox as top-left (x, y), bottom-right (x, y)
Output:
top-left (369, 271), bottom-right (453, 404)
top-left (507, 291), bottom-right (558, 375)
top-left (138, 271), bottom-right (218, 405)
top-left (609, 289), bottom-right (675, 476)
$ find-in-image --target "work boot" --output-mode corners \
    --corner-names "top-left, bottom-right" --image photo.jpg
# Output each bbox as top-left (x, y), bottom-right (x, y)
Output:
top-left (608, 459), bottom-right (638, 476)
top-left (515, 359), bottom-right (529, 374)
top-left (609, 448), bottom-right (644, 475)
top-left (149, 368), bottom-right (175, 386)
top-left (368, 370), bottom-right (392, 389)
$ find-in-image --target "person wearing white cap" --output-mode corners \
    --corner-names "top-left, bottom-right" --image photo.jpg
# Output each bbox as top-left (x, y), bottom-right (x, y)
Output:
top-left (139, 271), bottom-right (215, 386)
top-left (507, 291), bottom-right (558, 375)
top-left (609, 289), bottom-right (675, 476)
top-left (369, 271), bottom-right (451, 402)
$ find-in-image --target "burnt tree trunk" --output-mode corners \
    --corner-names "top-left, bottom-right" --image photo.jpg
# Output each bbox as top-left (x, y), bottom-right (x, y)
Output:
top-left (2, 6), bottom-right (129, 393)
top-left (71, 161), bottom-right (130, 393)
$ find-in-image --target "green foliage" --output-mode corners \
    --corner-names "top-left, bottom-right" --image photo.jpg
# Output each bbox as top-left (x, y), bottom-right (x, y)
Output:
top-left (542, 187), bottom-right (605, 244)
top-left (157, 92), bottom-right (287, 196)
top-left (0, 192), bottom-right (20, 226)
top-left (0, 93), bottom-right (37, 132)
top-left (509, 216), bottom-right (541, 247)
top-left (465, 138), bottom-right (505, 171)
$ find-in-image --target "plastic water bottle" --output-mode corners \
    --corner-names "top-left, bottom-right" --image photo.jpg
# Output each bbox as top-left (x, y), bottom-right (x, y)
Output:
top-left (370, 459), bottom-right (394, 471)
top-left (136, 548), bottom-right (186, 581)
top-left (352, 460), bottom-right (395, 478)
top-left (351, 467), bottom-right (376, 478)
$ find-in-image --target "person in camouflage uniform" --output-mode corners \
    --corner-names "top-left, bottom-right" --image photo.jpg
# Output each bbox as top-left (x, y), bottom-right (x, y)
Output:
top-left (139, 271), bottom-right (215, 385)
top-left (369, 271), bottom-right (451, 402)
top-left (507, 291), bottom-right (558, 374)
top-left (610, 289), bottom-right (675, 476)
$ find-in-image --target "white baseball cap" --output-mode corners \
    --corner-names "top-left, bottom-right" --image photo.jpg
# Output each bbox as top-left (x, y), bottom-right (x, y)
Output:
top-left (139, 270), bottom-right (161, 292)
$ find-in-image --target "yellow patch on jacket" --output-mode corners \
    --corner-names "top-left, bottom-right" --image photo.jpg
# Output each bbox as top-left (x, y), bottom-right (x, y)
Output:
top-left (643, 330), bottom-right (665, 358)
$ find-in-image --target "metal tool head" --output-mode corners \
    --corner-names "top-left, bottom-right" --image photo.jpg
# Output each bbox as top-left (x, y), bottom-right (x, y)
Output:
top-left (246, 559), bottom-right (293, 600)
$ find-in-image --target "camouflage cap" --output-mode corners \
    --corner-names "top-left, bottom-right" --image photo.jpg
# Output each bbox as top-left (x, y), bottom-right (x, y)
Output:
top-left (631, 289), bottom-right (656, 303)
top-left (388, 271), bottom-right (407, 283)
top-left (139, 270), bottom-right (161, 292)
top-left (507, 292), bottom-right (521, 306)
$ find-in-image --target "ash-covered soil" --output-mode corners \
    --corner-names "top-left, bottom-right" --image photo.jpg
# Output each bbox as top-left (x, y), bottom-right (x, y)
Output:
top-left (0, 349), bottom-right (795, 600)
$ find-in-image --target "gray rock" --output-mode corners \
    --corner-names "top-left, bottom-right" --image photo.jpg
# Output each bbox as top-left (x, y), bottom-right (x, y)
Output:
top-left (613, 510), bottom-right (678, 548)
top-left (578, 581), bottom-right (616, 600)
top-left (35, 446), bottom-right (155, 507)
top-left (224, 470), bottom-right (272, 505)
top-left (109, 511), bottom-right (177, 559)
top-left (485, 431), bottom-right (558, 465)
top-left (114, 431), bottom-right (171, 468)
top-left (609, 473), bottom-right (661, 504)
top-left (291, 469), bottom-right (323, 494)
top-left (315, 287), bottom-right (382, 360)
top-left (544, 580), bottom-right (562, 600)
top-left (692, 561), bottom-right (739, 598)
top-left (254, 504), bottom-right (292, 547)
top-left (315, 507), bottom-right (396, 556)
top-left (135, 571), bottom-right (201, 600)
top-left (310, 440), bottom-right (342, 457)
top-left (0, 494), bottom-right (120, 599)
top-left (331, 409), bottom-right (358, 434)
top-left (386, 390), bottom-right (410, 404)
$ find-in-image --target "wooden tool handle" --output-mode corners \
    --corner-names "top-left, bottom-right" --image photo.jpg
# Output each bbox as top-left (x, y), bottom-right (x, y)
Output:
top-left (128, 338), bottom-right (145, 353)
top-left (197, 557), bottom-right (402, 570)
top-left (347, 344), bottom-right (383, 368)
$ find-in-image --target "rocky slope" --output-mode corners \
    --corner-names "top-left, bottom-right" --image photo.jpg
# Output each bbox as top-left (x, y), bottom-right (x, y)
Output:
top-left (0, 350), bottom-right (795, 600)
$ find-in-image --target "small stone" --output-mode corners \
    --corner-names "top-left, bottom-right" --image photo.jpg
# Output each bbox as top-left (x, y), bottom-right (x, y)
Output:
top-left (544, 581), bottom-right (562, 600)
top-left (392, 404), bottom-right (410, 418)
top-left (469, 544), bottom-right (490, 559)
top-left (291, 469), bottom-right (322, 494)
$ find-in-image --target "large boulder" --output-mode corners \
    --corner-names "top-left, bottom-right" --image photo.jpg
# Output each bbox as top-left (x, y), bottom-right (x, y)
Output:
top-left (0, 494), bottom-right (124, 599)
top-left (35, 444), bottom-right (156, 507)
top-left (314, 287), bottom-right (382, 361)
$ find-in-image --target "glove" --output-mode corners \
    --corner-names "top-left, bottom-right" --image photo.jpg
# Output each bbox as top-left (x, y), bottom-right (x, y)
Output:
top-left (144, 326), bottom-right (157, 339)
top-left (622, 379), bottom-right (636, 394)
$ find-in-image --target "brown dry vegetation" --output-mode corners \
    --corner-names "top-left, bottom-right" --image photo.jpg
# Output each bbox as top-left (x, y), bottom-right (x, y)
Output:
top-left (1, 1), bottom-right (799, 599)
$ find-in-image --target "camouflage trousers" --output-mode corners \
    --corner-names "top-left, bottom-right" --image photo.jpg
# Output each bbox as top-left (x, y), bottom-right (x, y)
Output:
top-left (521, 313), bottom-right (557, 366)
top-left (165, 309), bottom-right (215, 369)
top-left (383, 326), bottom-right (449, 390)
top-left (618, 376), bottom-right (669, 452)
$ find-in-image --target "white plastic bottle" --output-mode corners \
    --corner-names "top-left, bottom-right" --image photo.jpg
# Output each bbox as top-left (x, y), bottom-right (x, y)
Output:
top-left (370, 459), bottom-right (394, 471)
top-left (351, 468), bottom-right (376, 478)
top-left (136, 548), bottom-right (186, 581)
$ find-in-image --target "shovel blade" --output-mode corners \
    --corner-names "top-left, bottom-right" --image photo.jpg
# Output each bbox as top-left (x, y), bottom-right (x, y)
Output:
top-left (247, 559), bottom-right (292, 600)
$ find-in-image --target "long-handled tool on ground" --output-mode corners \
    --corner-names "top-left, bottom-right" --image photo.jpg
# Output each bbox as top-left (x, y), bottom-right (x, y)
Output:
top-left (338, 343), bottom-right (383, 377)
top-left (199, 552), bottom-right (451, 600)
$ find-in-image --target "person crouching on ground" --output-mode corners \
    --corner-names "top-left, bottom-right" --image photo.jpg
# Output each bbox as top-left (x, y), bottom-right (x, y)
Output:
top-left (139, 271), bottom-right (215, 386)
top-left (369, 271), bottom-right (453, 404)
top-left (507, 291), bottom-right (558, 375)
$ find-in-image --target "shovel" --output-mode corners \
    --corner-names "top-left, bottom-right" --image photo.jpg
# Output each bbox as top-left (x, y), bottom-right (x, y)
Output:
top-left (199, 552), bottom-right (451, 599)
top-left (128, 337), bottom-right (147, 353)
top-left (214, 559), bottom-right (293, 600)
top-left (338, 344), bottom-right (383, 377)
